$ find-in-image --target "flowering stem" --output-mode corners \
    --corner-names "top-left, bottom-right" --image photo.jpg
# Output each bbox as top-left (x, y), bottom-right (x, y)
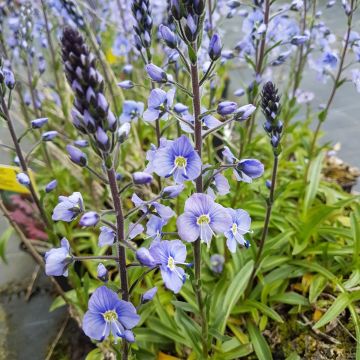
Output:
top-left (247, 155), bottom-right (278, 292)
top-left (106, 166), bottom-right (129, 358)
top-left (190, 44), bottom-right (209, 358)
top-left (0, 94), bottom-right (51, 228)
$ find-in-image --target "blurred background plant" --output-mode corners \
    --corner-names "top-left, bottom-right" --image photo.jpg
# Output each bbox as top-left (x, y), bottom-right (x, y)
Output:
top-left (0, 0), bottom-right (359, 359)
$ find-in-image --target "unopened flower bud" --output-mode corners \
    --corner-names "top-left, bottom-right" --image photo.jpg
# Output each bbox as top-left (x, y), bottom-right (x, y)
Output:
top-left (97, 263), bottom-right (108, 282)
top-left (66, 145), bottom-right (87, 166)
top-left (159, 24), bottom-right (178, 49)
top-left (132, 172), bottom-right (153, 185)
top-left (45, 179), bottom-right (58, 193)
top-left (217, 101), bottom-right (237, 116)
top-left (208, 33), bottom-right (222, 61)
top-left (31, 117), bottom-right (48, 129)
top-left (16, 172), bottom-right (30, 186)
top-left (145, 64), bottom-right (168, 83)
top-left (79, 211), bottom-right (99, 227)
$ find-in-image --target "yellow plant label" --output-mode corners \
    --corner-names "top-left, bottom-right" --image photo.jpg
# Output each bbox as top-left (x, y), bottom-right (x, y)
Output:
top-left (0, 165), bottom-right (36, 194)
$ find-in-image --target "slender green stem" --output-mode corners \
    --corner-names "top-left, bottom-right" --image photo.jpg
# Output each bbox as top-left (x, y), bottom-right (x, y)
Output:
top-left (247, 155), bottom-right (279, 292)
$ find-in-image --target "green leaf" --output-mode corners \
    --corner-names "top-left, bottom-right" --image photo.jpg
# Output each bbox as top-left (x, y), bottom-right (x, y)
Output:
top-left (175, 309), bottom-right (202, 355)
top-left (309, 275), bottom-right (327, 303)
top-left (215, 260), bottom-right (254, 333)
top-left (313, 291), bottom-right (360, 329)
top-left (0, 227), bottom-right (13, 263)
top-left (351, 209), bottom-right (360, 265)
top-left (286, 352), bottom-right (301, 360)
top-left (244, 299), bottom-right (284, 323)
top-left (187, 45), bottom-right (197, 64)
top-left (303, 152), bottom-right (324, 212)
top-left (247, 320), bottom-right (273, 360)
top-left (270, 292), bottom-right (309, 306)
top-left (85, 348), bottom-right (103, 360)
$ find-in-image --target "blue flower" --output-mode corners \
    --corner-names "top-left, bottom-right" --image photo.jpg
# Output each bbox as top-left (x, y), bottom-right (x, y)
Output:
top-left (236, 159), bottom-right (264, 183)
top-left (224, 209), bottom-right (251, 252)
top-left (45, 238), bottom-right (72, 276)
top-left (146, 215), bottom-right (167, 242)
top-left (222, 147), bottom-right (264, 183)
top-left (210, 254), bottom-right (225, 273)
top-left (128, 222), bottom-right (144, 239)
top-left (82, 286), bottom-right (140, 342)
top-left (131, 193), bottom-right (175, 221)
top-left (120, 100), bottom-right (144, 123)
top-left (143, 88), bottom-right (175, 122)
top-left (152, 135), bottom-right (202, 183)
top-left (112, 34), bottom-right (131, 56)
top-left (52, 192), bottom-right (84, 222)
top-left (162, 184), bottom-right (185, 199)
top-left (98, 226), bottom-right (116, 247)
top-left (177, 193), bottom-right (232, 246)
top-left (150, 240), bottom-right (188, 293)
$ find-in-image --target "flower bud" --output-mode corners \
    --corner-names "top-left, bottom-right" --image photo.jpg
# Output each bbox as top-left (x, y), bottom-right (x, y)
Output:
top-left (217, 101), bottom-right (237, 116)
top-left (194, 0), bottom-right (205, 14)
top-left (45, 180), bottom-right (58, 193)
top-left (234, 104), bottom-right (256, 121)
top-left (97, 263), bottom-right (108, 282)
top-left (16, 172), bottom-right (30, 186)
top-left (118, 123), bottom-right (131, 143)
top-left (3, 69), bottom-right (15, 89)
top-left (95, 127), bottom-right (110, 152)
top-left (237, 159), bottom-right (264, 179)
top-left (208, 33), bottom-right (222, 61)
top-left (142, 287), bottom-right (158, 302)
top-left (66, 145), bottom-right (87, 166)
top-left (132, 171), bottom-right (153, 185)
top-left (145, 64), bottom-right (168, 83)
top-left (117, 80), bottom-right (134, 89)
top-left (171, 0), bottom-right (182, 20)
top-left (79, 211), bottom-right (100, 227)
top-left (42, 131), bottom-right (58, 141)
top-left (74, 139), bottom-right (89, 148)
top-left (31, 117), bottom-right (48, 129)
top-left (185, 15), bottom-right (198, 42)
top-left (159, 24), bottom-right (178, 49)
